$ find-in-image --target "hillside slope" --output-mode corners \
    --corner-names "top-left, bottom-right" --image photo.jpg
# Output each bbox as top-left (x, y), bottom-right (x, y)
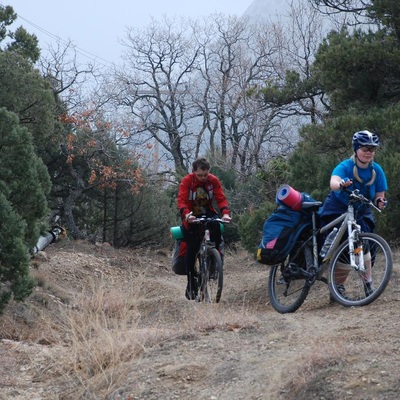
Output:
top-left (0, 239), bottom-right (399, 399)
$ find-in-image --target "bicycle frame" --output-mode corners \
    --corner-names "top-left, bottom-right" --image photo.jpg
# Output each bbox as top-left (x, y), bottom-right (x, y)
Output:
top-left (318, 203), bottom-right (365, 271)
top-left (300, 189), bottom-right (381, 280)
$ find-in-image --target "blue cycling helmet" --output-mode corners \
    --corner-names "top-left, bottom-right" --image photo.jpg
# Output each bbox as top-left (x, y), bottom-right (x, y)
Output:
top-left (352, 130), bottom-right (380, 152)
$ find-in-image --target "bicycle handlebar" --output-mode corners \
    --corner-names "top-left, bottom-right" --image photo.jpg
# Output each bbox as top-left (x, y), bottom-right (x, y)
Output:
top-left (342, 188), bottom-right (381, 212)
top-left (190, 216), bottom-right (230, 224)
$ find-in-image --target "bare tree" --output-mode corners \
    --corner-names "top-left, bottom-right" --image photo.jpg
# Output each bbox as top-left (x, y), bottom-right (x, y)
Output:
top-left (112, 14), bottom-right (294, 177)
top-left (38, 42), bottom-right (135, 240)
top-left (280, 0), bottom-right (328, 123)
top-left (309, 0), bottom-right (370, 15)
top-left (194, 14), bottom-right (309, 175)
top-left (114, 16), bottom-right (201, 174)
top-left (109, 7), bottom-right (339, 178)
top-left (39, 40), bottom-right (99, 114)
top-left (308, 0), bottom-right (374, 28)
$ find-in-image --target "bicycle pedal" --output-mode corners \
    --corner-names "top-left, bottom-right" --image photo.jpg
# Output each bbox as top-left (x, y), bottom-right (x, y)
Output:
top-left (278, 276), bottom-right (289, 285)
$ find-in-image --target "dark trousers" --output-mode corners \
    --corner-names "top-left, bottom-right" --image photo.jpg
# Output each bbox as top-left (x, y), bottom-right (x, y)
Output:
top-left (182, 222), bottom-right (222, 286)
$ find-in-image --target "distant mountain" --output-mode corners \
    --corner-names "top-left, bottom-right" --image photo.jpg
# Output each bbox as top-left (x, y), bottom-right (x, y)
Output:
top-left (243, 0), bottom-right (289, 23)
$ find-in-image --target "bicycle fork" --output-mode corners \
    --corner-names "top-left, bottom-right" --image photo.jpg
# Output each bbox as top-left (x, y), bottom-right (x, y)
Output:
top-left (348, 221), bottom-right (366, 273)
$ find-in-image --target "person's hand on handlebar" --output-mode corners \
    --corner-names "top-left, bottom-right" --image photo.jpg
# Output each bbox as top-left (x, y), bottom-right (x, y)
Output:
top-left (185, 212), bottom-right (197, 223)
top-left (222, 213), bottom-right (232, 223)
top-left (339, 177), bottom-right (353, 189)
top-left (375, 197), bottom-right (387, 210)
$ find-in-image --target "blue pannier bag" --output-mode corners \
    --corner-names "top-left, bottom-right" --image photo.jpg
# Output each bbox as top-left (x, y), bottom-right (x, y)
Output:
top-left (257, 204), bottom-right (312, 266)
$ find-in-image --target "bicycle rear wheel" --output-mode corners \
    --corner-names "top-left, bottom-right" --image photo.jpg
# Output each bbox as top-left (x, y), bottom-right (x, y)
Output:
top-left (199, 247), bottom-right (223, 303)
top-left (329, 232), bottom-right (393, 306)
top-left (268, 243), bottom-right (312, 313)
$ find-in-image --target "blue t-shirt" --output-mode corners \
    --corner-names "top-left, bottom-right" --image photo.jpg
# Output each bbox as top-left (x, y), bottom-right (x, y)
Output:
top-left (322, 158), bottom-right (388, 218)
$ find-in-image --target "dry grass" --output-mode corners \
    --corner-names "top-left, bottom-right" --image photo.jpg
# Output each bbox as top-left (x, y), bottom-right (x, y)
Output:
top-left (281, 338), bottom-right (348, 398)
top-left (25, 263), bottom-right (260, 399)
top-left (1, 241), bottom-right (400, 400)
top-left (34, 274), bottom-right (144, 398)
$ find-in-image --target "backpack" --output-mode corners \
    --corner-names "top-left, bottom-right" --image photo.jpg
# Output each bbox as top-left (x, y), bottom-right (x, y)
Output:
top-left (170, 223), bottom-right (225, 274)
top-left (172, 239), bottom-right (187, 275)
top-left (257, 205), bottom-right (311, 265)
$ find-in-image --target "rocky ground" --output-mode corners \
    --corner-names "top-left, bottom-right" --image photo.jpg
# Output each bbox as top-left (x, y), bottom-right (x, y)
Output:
top-left (0, 239), bottom-right (400, 400)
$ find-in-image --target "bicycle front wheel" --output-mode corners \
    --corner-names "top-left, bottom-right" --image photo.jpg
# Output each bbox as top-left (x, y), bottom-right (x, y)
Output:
top-left (329, 232), bottom-right (393, 306)
top-left (268, 242), bottom-right (312, 313)
top-left (199, 247), bottom-right (223, 303)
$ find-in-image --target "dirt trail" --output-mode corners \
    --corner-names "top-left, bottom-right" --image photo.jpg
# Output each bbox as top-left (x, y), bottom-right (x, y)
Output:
top-left (1, 241), bottom-right (400, 399)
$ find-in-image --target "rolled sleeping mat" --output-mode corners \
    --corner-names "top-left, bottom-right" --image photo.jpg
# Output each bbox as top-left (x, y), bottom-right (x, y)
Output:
top-left (276, 184), bottom-right (303, 211)
top-left (170, 226), bottom-right (184, 240)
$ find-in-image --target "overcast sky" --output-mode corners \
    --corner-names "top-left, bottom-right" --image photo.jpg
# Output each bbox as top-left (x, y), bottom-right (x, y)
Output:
top-left (6, 0), bottom-right (255, 66)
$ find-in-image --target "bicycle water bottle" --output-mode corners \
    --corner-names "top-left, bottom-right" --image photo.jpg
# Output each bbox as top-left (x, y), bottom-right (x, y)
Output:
top-left (320, 227), bottom-right (338, 258)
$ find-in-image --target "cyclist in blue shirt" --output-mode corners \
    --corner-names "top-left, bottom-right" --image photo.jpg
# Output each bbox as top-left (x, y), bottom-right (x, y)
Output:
top-left (321, 130), bottom-right (388, 231)
top-left (320, 130), bottom-right (388, 296)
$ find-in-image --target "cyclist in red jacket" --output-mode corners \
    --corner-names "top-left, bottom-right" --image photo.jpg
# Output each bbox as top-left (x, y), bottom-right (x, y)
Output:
top-left (178, 157), bottom-right (231, 300)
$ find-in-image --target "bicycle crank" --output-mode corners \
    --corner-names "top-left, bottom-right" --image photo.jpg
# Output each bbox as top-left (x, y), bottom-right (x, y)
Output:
top-left (283, 263), bottom-right (314, 280)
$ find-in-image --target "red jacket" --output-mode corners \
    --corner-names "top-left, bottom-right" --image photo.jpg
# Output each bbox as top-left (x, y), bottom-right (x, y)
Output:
top-left (177, 172), bottom-right (230, 222)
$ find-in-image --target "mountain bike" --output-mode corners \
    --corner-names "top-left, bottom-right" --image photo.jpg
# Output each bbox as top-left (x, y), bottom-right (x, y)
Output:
top-left (269, 189), bottom-right (393, 313)
top-left (191, 216), bottom-right (228, 303)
